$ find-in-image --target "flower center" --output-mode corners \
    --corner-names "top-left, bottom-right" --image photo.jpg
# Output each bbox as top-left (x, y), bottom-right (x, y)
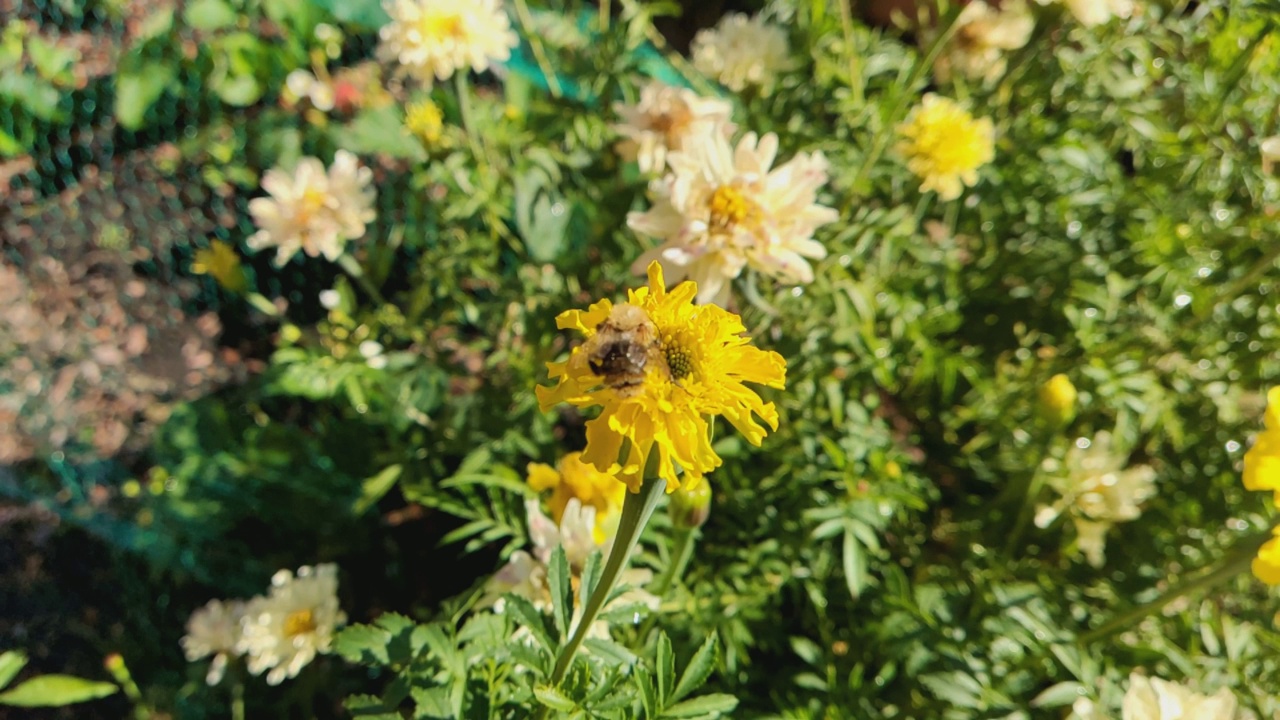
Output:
top-left (297, 187), bottom-right (329, 223)
top-left (707, 185), bottom-right (760, 234)
top-left (283, 609), bottom-right (317, 638)
top-left (418, 11), bottom-right (464, 41)
top-left (662, 336), bottom-right (694, 381)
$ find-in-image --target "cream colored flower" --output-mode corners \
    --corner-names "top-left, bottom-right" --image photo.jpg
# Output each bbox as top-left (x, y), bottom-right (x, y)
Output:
top-left (612, 81), bottom-right (735, 175)
top-left (627, 131), bottom-right (837, 306)
top-left (378, 0), bottom-right (517, 88)
top-left (932, 0), bottom-right (1034, 83)
top-left (181, 599), bottom-right (246, 686)
top-left (690, 13), bottom-right (791, 96)
top-left (485, 499), bottom-right (656, 641)
top-left (1261, 136), bottom-right (1280, 175)
top-left (1042, 0), bottom-right (1134, 26)
top-left (1121, 674), bottom-right (1237, 720)
top-left (239, 564), bottom-right (346, 685)
top-left (247, 150), bottom-right (376, 266)
top-left (1035, 433), bottom-right (1157, 567)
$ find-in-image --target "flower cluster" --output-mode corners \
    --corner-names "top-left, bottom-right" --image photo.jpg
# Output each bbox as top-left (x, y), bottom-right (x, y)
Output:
top-left (537, 262), bottom-right (787, 493)
top-left (896, 94), bottom-right (995, 201)
top-left (247, 151), bottom-right (376, 265)
top-left (1035, 433), bottom-right (1157, 567)
top-left (181, 564), bottom-right (346, 686)
top-left (378, 0), bottom-right (517, 88)
top-left (691, 13), bottom-right (791, 96)
top-left (1243, 387), bottom-right (1280, 583)
top-left (484, 463), bottom-right (654, 640)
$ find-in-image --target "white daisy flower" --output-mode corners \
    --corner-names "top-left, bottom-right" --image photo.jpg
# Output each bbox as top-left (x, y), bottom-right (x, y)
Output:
top-left (690, 13), bottom-right (791, 96)
top-left (180, 599), bottom-right (247, 686)
top-left (246, 151), bottom-right (375, 266)
top-left (627, 131), bottom-right (838, 306)
top-left (238, 563), bottom-right (346, 685)
top-left (612, 80), bottom-right (735, 176)
top-left (377, 0), bottom-right (518, 87)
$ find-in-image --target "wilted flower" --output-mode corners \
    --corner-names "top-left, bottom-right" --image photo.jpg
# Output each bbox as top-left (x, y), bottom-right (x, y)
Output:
top-left (192, 240), bottom-right (247, 293)
top-left (537, 262), bottom-right (787, 493)
top-left (896, 94), bottom-right (994, 201)
top-left (932, 0), bottom-right (1034, 83)
top-left (1035, 432), bottom-right (1157, 567)
top-left (612, 80), bottom-right (735, 175)
top-left (181, 599), bottom-right (247, 686)
top-left (238, 564), bottom-right (346, 685)
top-left (1120, 673), bottom-right (1237, 720)
top-left (405, 98), bottom-right (445, 145)
top-left (378, 0), bottom-right (517, 88)
top-left (627, 132), bottom-right (838, 306)
top-left (247, 150), bottom-right (376, 266)
top-left (527, 453), bottom-right (626, 544)
top-left (484, 499), bottom-right (656, 640)
top-left (690, 13), bottom-right (791, 96)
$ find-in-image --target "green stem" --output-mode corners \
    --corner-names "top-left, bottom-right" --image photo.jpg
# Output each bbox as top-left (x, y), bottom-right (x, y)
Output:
top-left (512, 0), bottom-right (563, 98)
top-left (849, 5), bottom-right (963, 194)
top-left (230, 664), bottom-right (245, 720)
top-left (650, 527), bottom-right (697, 598)
top-left (836, 0), bottom-right (864, 108)
top-left (539, 473), bottom-right (666, 706)
top-left (598, 0), bottom-right (610, 33)
top-left (1077, 528), bottom-right (1272, 646)
top-left (454, 72), bottom-right (484, 159)
top-left (336, 253), bottom-right (387, 306)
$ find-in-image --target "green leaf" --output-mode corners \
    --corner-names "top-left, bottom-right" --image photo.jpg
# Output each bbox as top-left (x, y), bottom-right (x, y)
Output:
top-left (0, 127), bottom-right (19, 156)
top-left (115, 59), bottom-right (176, 130)
top-left (309, 0), bottom-right (390, 29)
top-left (672, 633), bottom-right (717, 703)
top-left (353, 464), bottom-right (402, 515)
top-left (332, 623), bottom-right (391, 665)
top-left (1030, 681), bottom-right (1087, 709)
top-left (842, 526), bottom-right (869, 600)
top-left (329, 105), bottom-right (425, 161)
top-left (547, 545), bottom-right (572, 641)
top-left (0, 676), bottom-right (117, 707)
top-left (411, 686), bottom-right (455, 718)
top-left (582, 638), bottom-right (638, 667)
top-left (659, 694), bottom-right (739, 718)
top-left (344, 694), bottom-right (399, 719)
top-left (0, 652), bottom-right (27, 690)
top-left (655, 632), bottom-right (675, 706)
top-left (138, 7), bottom-right (175, 40)
top-left (184, 0), bottom-right (238, 31)
top-left (533, 684), bottom-right (577, 711)
top-left (25, 35), bottom-right (77, 85)
top-left (636, 666), bottom-right (658, 720)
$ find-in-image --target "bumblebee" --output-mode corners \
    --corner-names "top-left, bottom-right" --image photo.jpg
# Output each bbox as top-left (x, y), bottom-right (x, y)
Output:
top-left (581, 304), bottom-right (664, 396)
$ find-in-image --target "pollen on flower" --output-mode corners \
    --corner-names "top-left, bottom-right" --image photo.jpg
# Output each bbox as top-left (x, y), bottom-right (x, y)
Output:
top-left (283, 609), bottom-right (317, 638)
top-left (707, 185), bottom-right (760, 233)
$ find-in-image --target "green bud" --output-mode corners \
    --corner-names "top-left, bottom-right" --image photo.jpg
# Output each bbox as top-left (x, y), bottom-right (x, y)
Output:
top-left (670, 479), bottom-right (712, 530)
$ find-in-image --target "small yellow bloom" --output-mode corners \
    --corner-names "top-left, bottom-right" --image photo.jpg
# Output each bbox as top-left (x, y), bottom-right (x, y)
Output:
top-left (405, 99), bottom-right (444, 146)
top-left (527, 453), bottom-right (626, 544)
top-left (1255, 529), bottom-right (1280, 585)
top-left (1038, 373), bottom-right (1078, 424)
top-left (536, 261), bottom-right (787, 492)
top-left (895, 94), bottom-right (994, 201)
top-left (192, 240), bottom-right (247, 293)
top-left (1243, 387), bottom-right (1280, 504)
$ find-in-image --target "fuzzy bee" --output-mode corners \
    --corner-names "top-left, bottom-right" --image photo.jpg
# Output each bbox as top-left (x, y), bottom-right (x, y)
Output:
top-left (580, 304), bottom-right (664, 396)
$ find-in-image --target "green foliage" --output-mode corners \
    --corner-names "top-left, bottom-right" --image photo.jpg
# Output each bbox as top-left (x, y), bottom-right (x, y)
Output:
top-left (0, 652), bottom-right (117, 708)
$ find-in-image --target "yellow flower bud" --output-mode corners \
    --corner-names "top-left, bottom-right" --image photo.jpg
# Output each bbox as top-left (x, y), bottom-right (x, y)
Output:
top-left (1038, 373), bottom-right (1078, 425)
top-left (669, 479), bottom-right (712, 530)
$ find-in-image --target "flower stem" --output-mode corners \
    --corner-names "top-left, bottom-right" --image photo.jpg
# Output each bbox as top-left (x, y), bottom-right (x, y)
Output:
top-left (336, 253), bottom-right (387, 306)
top-left (1077, 528), bottom-right (1271, 646)
top-left (539, 473), bottom-right (666, 704)
top-left (230, 668), bottom-right (245, 720)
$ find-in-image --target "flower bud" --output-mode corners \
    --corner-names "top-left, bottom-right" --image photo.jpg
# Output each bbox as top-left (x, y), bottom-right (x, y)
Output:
top-left (669, 479), bottom-right (712, 530)
top-left (1038, 373), bottom-right (1077, 425)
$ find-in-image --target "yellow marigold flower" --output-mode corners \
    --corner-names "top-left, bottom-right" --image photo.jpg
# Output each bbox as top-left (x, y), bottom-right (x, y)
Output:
top-left (192, 240), bottom-right (247, 293)
top-left (527, 453), bottom-right (626, 544)
top-left (1243, 387), bottom-right (1280, 504)
top-left (1254, 529), bottom-right (1280, 585)
top-left (404, 98), bottom-right (444, 145)
top-left (536, 261), bottom-right (787, 493)
top-left (895, 94), bottom-right (994, 201)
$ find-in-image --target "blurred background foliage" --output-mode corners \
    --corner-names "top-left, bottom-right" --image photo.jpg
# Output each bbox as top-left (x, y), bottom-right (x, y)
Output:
top-left (5, 0), bottom-right (1280, 717)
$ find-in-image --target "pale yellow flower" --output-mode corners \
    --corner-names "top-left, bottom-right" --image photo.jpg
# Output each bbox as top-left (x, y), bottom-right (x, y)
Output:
top-left (612, 80), bottom-right (735, 175)
top-left (896, 94), bottom-right (994, 201)
top-left (404, 98), bottom-right (444, 145)
top-left (378, 0), bottom-right (517, 88)
top-left (238, 564), bottom-right (346, 685)
top-left (1120, 673), bottom-right (1237, 720)
top-left (247, 150), bottom-right (376, 265)
top-left (690, 13), bottom-right (791, 96)
top-left (1035, 432), bottom-right (1157, 567)
top-left (181, 599), bottom-right (246, 686)
top-left (933, 0), bottom-right (1034, 83)
top-left (627, 132), bottom-right (837, 306)
top-left (527, 453), bottom-right (626, 545)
